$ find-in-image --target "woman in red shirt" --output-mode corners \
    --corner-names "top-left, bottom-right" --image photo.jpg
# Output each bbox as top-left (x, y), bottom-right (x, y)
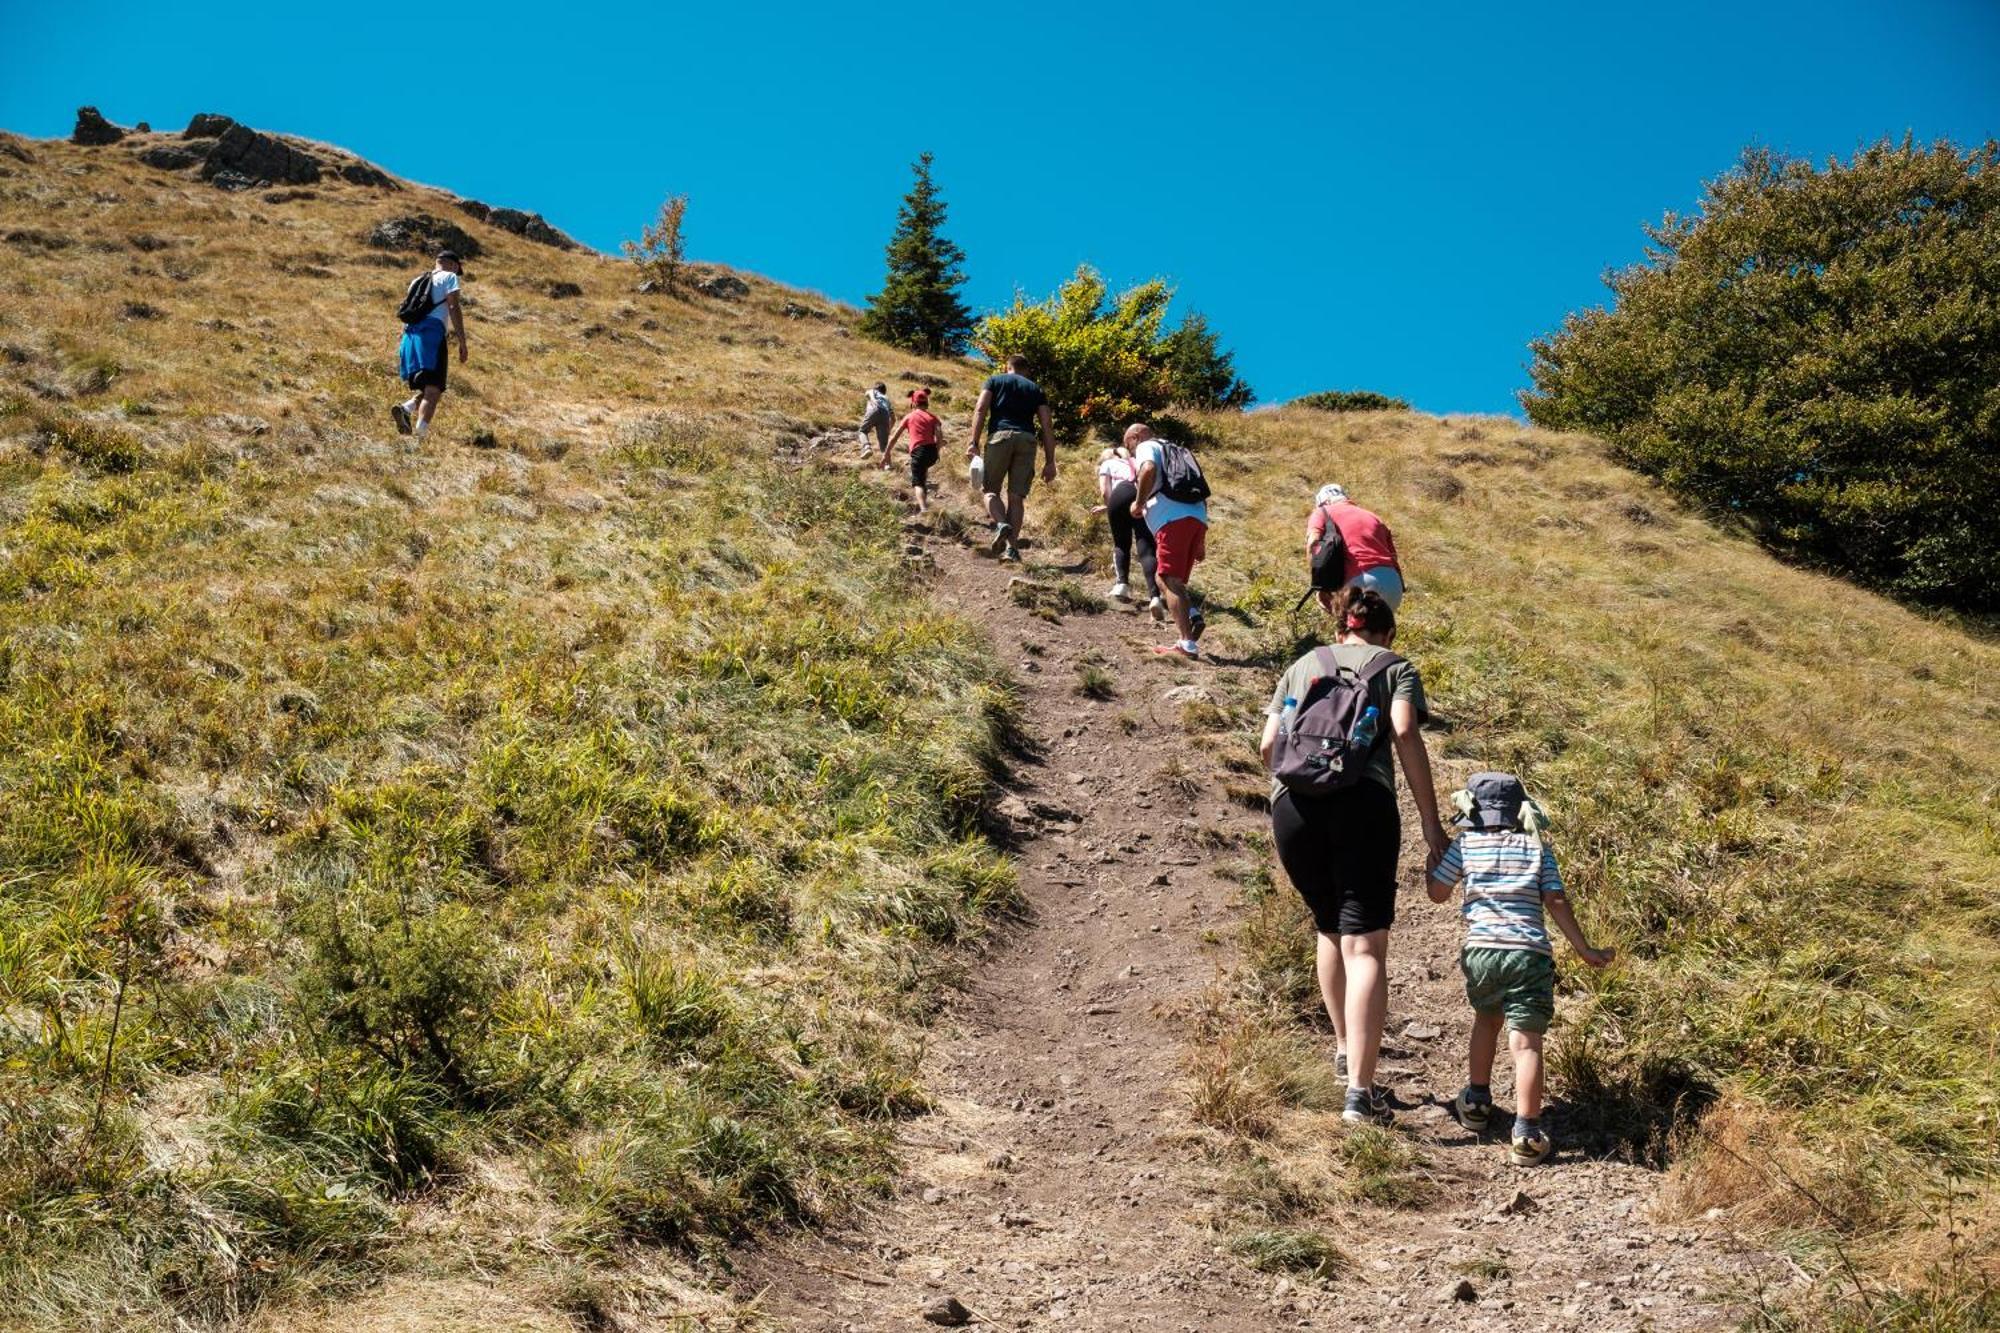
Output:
top-left (1305, 483), bottom-right (1405, 608)
top-left (883, 388), bottom-right (945, 513)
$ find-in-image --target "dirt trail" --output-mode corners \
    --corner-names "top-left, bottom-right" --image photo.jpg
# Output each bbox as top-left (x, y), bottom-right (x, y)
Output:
top-left (743, 448), bottom-right (1791, 1330)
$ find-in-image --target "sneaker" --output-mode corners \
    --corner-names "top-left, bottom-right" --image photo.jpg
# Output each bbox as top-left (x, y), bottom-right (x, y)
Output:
top-left (1147, 596), bottom-right (1167, 622)
top-left (1152, 642), bottom-right (1198, 660)
top-left (1188, 607), bottom-right (1207, 643)
top-left (390, 403), bottom-right (413, 436)
top-left (1002, 546), bottom-right (1022, 563)
top-left (1342, 1086), bottom-right (1394, 1126)
top-left (1455, 1087), bottom-right (1493, 1133)
top-left (1334, 1051), bottom-right (1348, 1082)
top-left (1509, 1130), bottom-right (1552, 1167)
top-left (1108, 581), bottom-right (1131, 601)
top-left (990, 523), bottom-right (1012, 554)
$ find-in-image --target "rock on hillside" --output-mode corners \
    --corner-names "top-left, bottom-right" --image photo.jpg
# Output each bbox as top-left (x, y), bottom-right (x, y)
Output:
top-left (66, 106), bottom-right (581, 250)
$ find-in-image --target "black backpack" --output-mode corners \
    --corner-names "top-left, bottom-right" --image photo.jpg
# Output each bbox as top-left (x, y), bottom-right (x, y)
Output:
top-left (1294, 503), bottom-right (1351, 610)
top-left (1156, 439), bottom-right (1211, 503)
top-left (396, 272), bottom-right (435, 326)
top-left (1268, 648), bottom-right (1402, 795)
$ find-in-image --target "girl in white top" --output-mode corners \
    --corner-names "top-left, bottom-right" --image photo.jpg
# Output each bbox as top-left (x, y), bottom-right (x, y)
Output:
top-left (1093, 446), bottom-right (1162, 614)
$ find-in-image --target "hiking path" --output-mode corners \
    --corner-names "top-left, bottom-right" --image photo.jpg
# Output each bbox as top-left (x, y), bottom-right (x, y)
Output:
top-left (738, 437), bottom-right (1794, 1330)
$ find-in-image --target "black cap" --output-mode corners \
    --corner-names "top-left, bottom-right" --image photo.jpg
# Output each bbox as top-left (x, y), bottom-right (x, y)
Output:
top-left (436, 249), bottom-right (461, 265)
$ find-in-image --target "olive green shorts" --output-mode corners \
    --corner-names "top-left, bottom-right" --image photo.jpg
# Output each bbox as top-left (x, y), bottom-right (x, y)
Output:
top-left (981, 429), bottom-right (1039, 497)
top-left (1461, 947), bottom-right (1555, 1034)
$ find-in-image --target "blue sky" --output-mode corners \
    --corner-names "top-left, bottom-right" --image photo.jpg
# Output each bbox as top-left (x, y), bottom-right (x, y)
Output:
top-left (4, 1), bottom-right (1995, 413)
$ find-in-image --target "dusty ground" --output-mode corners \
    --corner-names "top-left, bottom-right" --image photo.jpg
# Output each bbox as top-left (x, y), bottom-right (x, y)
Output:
top-left (741, 445), bottom-right (1796, 1330)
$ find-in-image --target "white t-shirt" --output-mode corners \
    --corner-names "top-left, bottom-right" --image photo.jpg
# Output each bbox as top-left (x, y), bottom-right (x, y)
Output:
top-left (864, 389), bottom-right (892, 419)
top-left (1134, 438), bottom-right (1207, 533)
top-left (1098, 454), bottom-right (1137, 487)
top-left (425, 268), bottom-right (460, 327)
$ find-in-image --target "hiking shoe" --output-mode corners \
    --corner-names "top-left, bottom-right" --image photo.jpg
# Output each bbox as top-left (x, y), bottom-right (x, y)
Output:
top-left (390, 403), bottom-right (413, 436)
top-left (990, 523), bottom-right (1012, 554)
top-left (1002, 545), bottom-right (1022, 563)
top-left (1152, 643), bottom-right (1199, 661)
top-left (1509, 1130), bottom-right (1552, 1167)
top-left (1108, 581), bottom-right (1131, 601)
top-left (1455, 1087), bottom-right (1493, 1133)
top-left (1148, 596), bottom-right (1167, 622)
top-left (1334, 1051), bottom-right (1348, 1082)
top-left (1188, 607), bottom-right (1207, 643)
top-left (1342, 1087), bottom-right (1394, 1126)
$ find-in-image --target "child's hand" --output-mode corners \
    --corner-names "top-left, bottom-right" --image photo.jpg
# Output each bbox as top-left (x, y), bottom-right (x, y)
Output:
top-left (1090, 504), bottom-right (1107, 514)
top-left (1577, 945), bottom-right (1615, 969)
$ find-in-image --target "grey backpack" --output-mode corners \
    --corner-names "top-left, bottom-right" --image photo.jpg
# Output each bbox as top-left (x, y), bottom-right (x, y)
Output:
top-left (1269, 647), bottom-right (1403, 795)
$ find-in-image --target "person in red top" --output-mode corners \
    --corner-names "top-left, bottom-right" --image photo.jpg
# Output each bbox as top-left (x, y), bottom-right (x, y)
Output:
top-left (1305, 483), bottom-right (1406, 608)
top-left (882, 388), bottom-right (945, 513)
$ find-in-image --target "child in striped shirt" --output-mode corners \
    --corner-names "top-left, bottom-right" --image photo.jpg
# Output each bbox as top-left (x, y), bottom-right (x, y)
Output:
top-left (1427, 771), bottom-right (1614, 1166)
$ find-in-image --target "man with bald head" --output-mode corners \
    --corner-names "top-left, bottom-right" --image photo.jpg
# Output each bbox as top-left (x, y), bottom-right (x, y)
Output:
top-left (1126, 422), bottom-right (1209, 659)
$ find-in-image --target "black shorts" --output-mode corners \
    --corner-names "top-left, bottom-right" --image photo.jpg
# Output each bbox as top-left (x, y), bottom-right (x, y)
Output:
top-left (909, 443), bottom-right (939, 486)
top-left (1271, 781), bottom-right (1401, 935)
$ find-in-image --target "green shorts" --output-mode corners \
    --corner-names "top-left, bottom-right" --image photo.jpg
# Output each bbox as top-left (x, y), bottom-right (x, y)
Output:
top-left (1461, 947), bottom-right (1555, 1034)
top-left (981, 429), bottom-right (1039, 497)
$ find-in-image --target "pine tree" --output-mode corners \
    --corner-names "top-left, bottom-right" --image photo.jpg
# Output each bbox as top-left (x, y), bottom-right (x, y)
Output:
top-left (860, 154), bottom-right (974, 358)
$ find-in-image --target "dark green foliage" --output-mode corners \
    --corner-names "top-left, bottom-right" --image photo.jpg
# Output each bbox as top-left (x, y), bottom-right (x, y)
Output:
top-left (859, 154), bottom-right (974, 358)
top-left (1157, 312), bottom-right (1254, 411)
top-left (975, 267), bottom-right (1254, 437)
top-left (1524, 139), bottom-right (2000, 610)
top-left (1293, 390), bottom-right (1409, 413)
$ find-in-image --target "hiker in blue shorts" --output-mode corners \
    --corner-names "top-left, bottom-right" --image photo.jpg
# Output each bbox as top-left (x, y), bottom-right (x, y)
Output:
top-left (392, 249), bottom-right (468, 440)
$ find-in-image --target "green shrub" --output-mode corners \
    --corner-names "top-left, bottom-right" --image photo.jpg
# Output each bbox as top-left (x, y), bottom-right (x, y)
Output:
top-left (1292, 389), bottom-right (1409, 413)
top-left (1524, 139), bottom-right (2000, 610)
top-left (974, 266), bottom-right (1251, 436)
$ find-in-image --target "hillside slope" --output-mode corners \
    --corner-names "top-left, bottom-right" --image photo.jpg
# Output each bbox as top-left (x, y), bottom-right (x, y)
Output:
top-left (0, 121), bottom-right (1008, 1329)
top-left (2, 114), bottom-right (1994, 1332)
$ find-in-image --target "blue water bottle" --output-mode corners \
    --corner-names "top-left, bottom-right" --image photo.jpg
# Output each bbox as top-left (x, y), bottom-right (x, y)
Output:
top-left (1279, 696), bottom-right (1299, 737)
top-left (1349, 704), bottom-right (1380, 748)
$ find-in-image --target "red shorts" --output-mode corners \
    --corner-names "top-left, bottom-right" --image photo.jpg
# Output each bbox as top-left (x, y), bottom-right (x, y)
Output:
top-left (1154, 516), bottom-right (1206, 581)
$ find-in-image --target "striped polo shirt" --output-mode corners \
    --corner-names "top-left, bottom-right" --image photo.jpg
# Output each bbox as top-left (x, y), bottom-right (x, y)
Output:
top-left (1431, 830), bottom-right (1565, 955)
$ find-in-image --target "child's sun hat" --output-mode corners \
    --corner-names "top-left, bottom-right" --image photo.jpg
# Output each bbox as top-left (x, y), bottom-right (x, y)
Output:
top-left (1450, 771), bottom-right (1551, 836)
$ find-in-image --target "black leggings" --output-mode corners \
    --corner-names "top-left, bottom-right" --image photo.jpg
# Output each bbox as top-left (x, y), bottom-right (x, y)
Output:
top-left (1104, 481), bottom-right (1159, 596)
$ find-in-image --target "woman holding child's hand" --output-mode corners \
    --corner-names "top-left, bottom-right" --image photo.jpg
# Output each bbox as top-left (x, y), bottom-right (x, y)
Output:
top-left (1259, 586), bottom-right (1445, 1126)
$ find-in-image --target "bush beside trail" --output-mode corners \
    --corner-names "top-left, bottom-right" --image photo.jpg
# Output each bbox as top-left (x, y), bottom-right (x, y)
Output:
top-left (1524, 138), bottom-right (2000, 612)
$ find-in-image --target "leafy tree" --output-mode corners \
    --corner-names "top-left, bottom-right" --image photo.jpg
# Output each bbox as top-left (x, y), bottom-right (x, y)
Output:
top-left (625, 194), bottom-right (689, 289)
top-left (1294, 390), bottom-right (1409, 413)
top-left (1524, 139), bottom-right (2000, 610)
top-left (860, 153), bottom-right (974, 357)
top-left (974, 266), bottom-right (1254, 436)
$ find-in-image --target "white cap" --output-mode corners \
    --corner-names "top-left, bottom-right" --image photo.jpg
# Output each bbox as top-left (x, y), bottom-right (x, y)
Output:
top-left (1316, 483), bottom-right (1348, 507)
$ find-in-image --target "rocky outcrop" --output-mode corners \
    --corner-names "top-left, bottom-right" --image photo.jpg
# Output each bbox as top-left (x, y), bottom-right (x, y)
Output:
top-left (0, 134), bottom-right (35, 164)
top-left (201, 124), bottom-right (321, 186)
top-left (138, 144), bottom-right (207, 171)
top-left (693, 271), bottom-right (751, 300)
top-left (183, 113), bottom-right (235, 138)
top-left (366, 214), bottom-right (482, 259)
top-left (455, 197), bottom-right (576, 250)
top-left (72, 107), bottom-right (125, 146)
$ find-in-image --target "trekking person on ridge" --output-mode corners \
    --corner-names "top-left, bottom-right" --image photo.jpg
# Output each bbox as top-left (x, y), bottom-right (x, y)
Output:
top-left (859, 382), bottom-right (894, 456)
top-left (1127, 423), bottom-right (1208, 658)
top-left (1260, 586), bottom-right (1446, 1124)
top-left (1305, 483), bottom-right (1405, 608)
top-left (1094, 443), bottom-right (1163, 615)
top-left (965, 354), bottom-right (1055, 563)
top-left (881, 387), bottom-right (944, 514)
top-left (391, 248), bottom-right (467, 440)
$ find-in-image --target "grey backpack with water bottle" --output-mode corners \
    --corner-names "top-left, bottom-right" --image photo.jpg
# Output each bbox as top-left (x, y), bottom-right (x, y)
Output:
top-left (1270, 647), bottom-right (1404, 796)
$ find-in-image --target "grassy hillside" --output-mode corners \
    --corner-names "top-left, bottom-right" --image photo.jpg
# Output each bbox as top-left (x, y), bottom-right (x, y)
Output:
top-left (0, 127), bottom-right (1004, 1328)
top-left (1035, 411), bottom-right (2000, 1320)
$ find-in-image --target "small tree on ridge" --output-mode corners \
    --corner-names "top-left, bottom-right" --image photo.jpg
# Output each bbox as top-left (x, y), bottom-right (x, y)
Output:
top-left (861, 153), bottom-right (974, 358)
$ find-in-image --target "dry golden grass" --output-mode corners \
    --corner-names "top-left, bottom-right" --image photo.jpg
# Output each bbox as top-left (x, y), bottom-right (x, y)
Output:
top-left (0, 131), bottom-right (997, 1329)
